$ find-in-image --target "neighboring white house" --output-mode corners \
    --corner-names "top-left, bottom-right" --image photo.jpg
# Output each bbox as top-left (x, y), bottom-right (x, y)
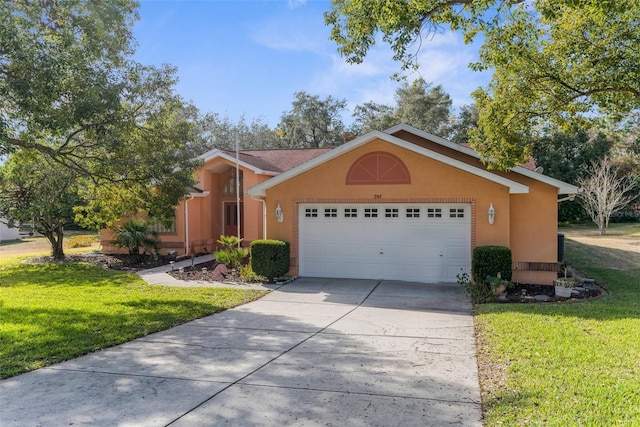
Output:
top-left (0, 218), bottom-right (20, 242)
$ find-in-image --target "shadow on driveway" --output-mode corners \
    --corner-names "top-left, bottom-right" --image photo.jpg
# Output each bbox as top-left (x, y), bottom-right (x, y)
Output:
top-left (0, 278), bottom-right (482, 426)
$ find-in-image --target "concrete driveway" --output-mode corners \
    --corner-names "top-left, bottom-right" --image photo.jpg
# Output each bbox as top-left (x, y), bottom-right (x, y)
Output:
top-left (0, 278), bottom-right (482, 426)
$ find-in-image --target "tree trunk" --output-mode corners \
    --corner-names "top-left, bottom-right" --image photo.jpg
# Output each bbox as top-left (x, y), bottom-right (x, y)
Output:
top-left (45, 226), bottom-right (65, 260)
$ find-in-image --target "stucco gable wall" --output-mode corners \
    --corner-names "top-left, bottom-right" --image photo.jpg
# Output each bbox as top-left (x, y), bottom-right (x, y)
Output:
top-left (508, 177), bottom-right (559, 285)
top-left (262, 139), bottom-right (513, 276)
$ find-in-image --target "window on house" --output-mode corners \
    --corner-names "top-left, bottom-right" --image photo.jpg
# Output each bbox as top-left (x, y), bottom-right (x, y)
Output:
top-left (222, 170), bottom-right (243, 196)
top-left (150, 215), bottom-right (176, 233)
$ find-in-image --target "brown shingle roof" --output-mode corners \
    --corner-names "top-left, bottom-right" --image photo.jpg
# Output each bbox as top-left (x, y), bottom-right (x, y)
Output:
top-left (221, 148), bottom-right (332, 173)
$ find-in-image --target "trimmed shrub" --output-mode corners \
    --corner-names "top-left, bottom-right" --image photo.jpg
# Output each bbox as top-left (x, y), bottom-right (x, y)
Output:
top-left (250, 239), bottom-right (290, 282)
top-left (472, 245), bottom-right (512, 283)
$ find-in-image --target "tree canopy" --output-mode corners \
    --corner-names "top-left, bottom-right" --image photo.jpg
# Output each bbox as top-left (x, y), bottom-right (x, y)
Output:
top-left (276, 91), bottom-right (348, 148)
top-left (1, 0), bottom-right (200, 232)
top-left (326, 0), bottom-right (640, 169)
top-left (0, 150), bottom-right (81, 259)
top-left (352, 78), bottom-right (452, 135)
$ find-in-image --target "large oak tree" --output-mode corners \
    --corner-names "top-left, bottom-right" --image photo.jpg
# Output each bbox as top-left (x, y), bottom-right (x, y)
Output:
top-left (1, 0), bottom-right (200, 237)
top-left (325, 0), bottom-right (640, 169)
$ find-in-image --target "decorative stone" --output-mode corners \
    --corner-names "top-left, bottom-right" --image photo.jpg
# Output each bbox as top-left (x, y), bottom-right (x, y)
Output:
top-left (213, 263), bottom-right (228, 281)
top-left (534, 295), bottom-right (553, 302)
top-left (574, 287), bottom-right (586, 291)
top-left (582, 278), bottom-right (595, 285)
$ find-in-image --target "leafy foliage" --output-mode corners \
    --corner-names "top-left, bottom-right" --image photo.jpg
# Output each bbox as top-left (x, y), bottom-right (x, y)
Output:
top-left (532, 128), bottom-right (611, 222)
top-left (1, 0), bottom-right (199, 231)
top-left (472, 245), bottom-right (512, 283)
top-left (276, 91), bottom-right (348, 148)
top-left (0, 150), bottom-right (81, 259)
top-left (351, 78), bottom-right (453, 137)
top-left (214, 235), bottom-right (248, 270)
top-left (112, 219), bottom-right (159, 256)
top-left (250, 239), bottom-right (290, 282)
top-left (457, 270), bottom-right (498, 304)
top-left (326, 0), bottom-right (640, 169)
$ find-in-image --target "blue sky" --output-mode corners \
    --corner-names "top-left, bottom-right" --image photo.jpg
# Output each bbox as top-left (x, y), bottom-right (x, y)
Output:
top-left (133, 0), bottom-right (492, 127)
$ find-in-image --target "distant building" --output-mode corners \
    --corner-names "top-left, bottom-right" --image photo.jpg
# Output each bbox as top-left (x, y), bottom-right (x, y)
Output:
top-left (0, 218), bottom-right (20, 242)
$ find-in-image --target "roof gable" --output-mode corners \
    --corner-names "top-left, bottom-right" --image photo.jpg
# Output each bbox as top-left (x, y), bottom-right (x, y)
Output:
top-left (247, 130), bottom-right (530, 197)
top-left (197, 148), bottom-right (331, 175)
top-left (385, 124), bottom-right (579, 194)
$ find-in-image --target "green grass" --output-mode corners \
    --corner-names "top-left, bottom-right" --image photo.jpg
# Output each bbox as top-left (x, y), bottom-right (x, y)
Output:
top-left (476, 226), bottom-right (640, 425)
top-left (0, 256), bottom-right (267, 378)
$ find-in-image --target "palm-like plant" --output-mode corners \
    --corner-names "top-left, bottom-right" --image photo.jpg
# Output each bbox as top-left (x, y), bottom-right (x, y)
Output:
top-left (215, 235), bottom-right (248, 270)
top-left (112, 219), bottom-right (159, 256)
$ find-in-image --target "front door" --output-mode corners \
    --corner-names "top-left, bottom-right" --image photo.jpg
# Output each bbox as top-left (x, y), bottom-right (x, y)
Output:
top-left (223, 201), bottom-right (243, 237)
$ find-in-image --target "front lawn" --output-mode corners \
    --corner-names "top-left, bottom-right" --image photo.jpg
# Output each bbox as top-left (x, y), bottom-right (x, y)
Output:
top-left (0, 255), bottom-right (267, 378)
top-left (476, 226), bottom-right (640, 425)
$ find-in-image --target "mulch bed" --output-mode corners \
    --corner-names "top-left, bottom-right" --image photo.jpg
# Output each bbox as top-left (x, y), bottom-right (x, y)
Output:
top-left (25, 254), bottom-right (606, 303)
top-left (25, 253), bottom-right (173, 271)
top-left (498, 282), bottom-right (604, 303)
top-left (166, 260), bottom-right (231, 282)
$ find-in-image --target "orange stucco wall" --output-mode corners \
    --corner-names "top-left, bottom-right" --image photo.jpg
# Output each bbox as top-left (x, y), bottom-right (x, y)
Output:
top-left (101, 157), bottom-right (269, 256)
top-left (262, 139), bottom-right (518, 277)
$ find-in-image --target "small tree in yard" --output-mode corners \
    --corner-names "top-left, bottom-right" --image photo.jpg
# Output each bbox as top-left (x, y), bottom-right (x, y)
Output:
top-left (0, 150), bottom-right (81, 259)
top-left (578, 157), bottom-right (637, 235)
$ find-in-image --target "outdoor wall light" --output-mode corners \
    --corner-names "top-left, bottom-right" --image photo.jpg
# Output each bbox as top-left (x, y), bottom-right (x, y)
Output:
top-left (488, 203), bottom-right (496, 225)
top-left (275, 203), bottom-right (284, 223)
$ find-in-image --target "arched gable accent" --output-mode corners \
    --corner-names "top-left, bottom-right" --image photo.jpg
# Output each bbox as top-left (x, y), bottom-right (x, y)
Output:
top-left (346, 151), bottom-right (411, 185)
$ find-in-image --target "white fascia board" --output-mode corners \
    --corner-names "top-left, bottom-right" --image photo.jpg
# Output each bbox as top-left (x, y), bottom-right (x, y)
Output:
top-left (511, 166), bottom-right (579, 194)
top-left (389, 135), bottom-right (529, 194)
top-left (197, 149), bottom-right (278, 176)
top-left (385, 124), bottom-right (480, 157)
top-left (247, 131), bottom-right (384, 197)
top-left (247, 130), bottom-right (529, 196)
top-left (386, 123), bottom-right (578, 194)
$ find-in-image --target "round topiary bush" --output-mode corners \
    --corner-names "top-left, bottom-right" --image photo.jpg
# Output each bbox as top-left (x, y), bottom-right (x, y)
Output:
top-left (250, 239), bottom-right (290, 282)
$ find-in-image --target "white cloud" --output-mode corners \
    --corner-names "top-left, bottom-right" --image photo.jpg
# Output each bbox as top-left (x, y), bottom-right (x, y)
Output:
top-left (288, 0), bottom-right (307, 8)
top-left (249, 8), bottom-right (329, 54)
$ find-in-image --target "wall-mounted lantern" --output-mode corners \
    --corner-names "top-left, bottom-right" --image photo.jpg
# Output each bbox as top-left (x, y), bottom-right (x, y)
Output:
top-left (275, 203), bottom-right (284, 223)
top-left (488, 203), bottom-right (495, 225)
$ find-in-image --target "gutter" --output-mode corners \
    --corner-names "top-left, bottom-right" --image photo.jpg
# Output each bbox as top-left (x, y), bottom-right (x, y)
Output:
top-left (250, 194), bottom-right (267, 239)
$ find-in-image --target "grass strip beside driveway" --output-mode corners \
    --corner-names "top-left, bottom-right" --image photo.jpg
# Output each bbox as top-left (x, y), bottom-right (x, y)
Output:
top-left (0, 257), bottom-right (267, 378)
top-left (476, 230), bottom-right (640, 425)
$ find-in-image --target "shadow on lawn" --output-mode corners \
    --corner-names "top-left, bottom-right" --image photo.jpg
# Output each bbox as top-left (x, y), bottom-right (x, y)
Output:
top-left (0, 280), bottom-right (482, 427)
top-left (0, 262), bottom-right (134, 288)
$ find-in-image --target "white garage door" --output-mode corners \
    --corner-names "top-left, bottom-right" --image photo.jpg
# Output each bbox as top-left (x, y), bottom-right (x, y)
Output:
top-left (299, 203), bottom-right (471, 282)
